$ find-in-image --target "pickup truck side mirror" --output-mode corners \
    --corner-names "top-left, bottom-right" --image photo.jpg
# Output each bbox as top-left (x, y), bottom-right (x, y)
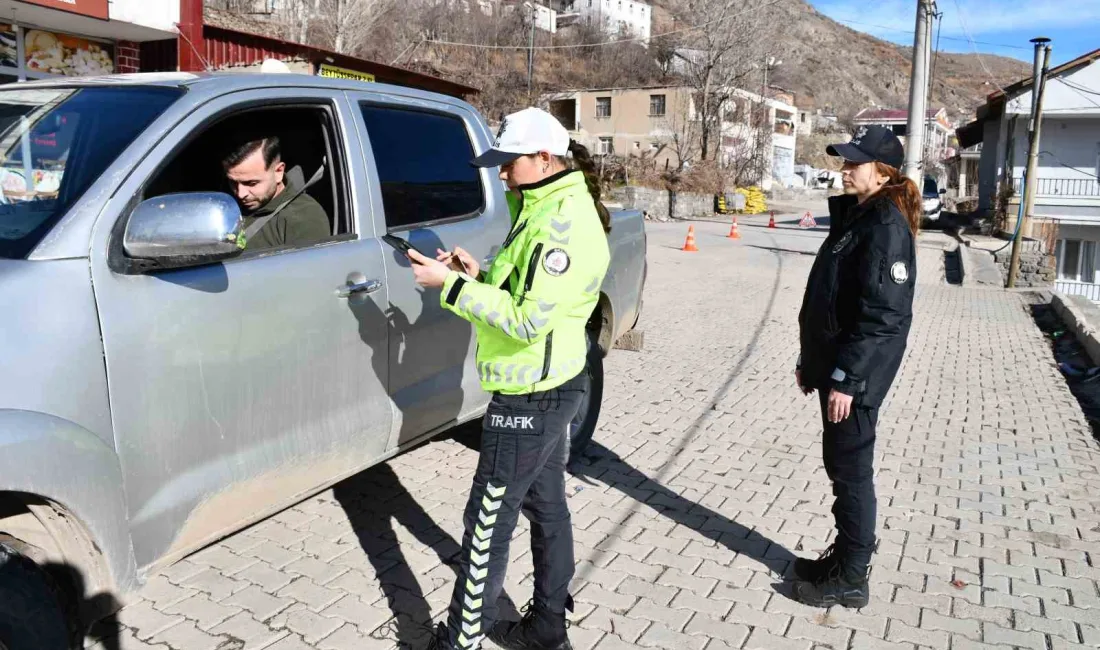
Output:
top-left (124, 192), bottom-right (245, 271)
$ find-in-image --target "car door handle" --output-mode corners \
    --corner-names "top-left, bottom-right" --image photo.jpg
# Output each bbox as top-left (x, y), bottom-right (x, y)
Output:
top-left (336, 279), bottom-right (383, 298)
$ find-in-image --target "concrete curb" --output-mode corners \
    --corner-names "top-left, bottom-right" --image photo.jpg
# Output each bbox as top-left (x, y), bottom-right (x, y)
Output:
top-left (956, 241), bottom-right (973, 287)
top-left (1051, 291), bottom-right (1100, 366)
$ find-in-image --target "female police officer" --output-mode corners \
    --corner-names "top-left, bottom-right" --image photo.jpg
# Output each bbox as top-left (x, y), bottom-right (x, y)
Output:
top-left (408, 107), bottom-right (610, 650)
top-left (793, 124), bottom-right (920, 608)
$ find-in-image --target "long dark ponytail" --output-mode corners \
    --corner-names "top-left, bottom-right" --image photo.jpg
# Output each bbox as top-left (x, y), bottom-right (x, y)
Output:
top-left (565, 140), bottom-right (611, 234)
top-left (875, 162), bottom-right (922, 236)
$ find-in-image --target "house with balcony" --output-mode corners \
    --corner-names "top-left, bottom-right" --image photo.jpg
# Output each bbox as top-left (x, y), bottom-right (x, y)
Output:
top-left (541, 84), bottom-right (797, 187)
top-left (555, 0), bottom-right (651, 40)
top-left (853, 107), bottom-right (955, 179)
top-left (958, 47), bottom-right (1100, 300)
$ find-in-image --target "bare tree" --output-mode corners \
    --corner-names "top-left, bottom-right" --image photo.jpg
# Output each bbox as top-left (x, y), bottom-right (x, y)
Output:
top-left (670, 0), bottom-right (777, 161)
top-left (318, 0), bottom-right (394, 53)
top-left (653, 89), bottom-right (701, 176)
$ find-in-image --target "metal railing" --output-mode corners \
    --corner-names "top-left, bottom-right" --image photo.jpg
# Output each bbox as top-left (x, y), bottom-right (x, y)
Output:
top-left (1055, 280), bottom-right (1100, 302)
top-left (1012, 176), bottom-right (1100, 197)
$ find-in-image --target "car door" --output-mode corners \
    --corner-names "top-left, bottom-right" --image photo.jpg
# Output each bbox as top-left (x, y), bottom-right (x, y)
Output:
top-left (347, 92), bottom-right (510, 447)
top-left (87, 88), bottom-right (394, 570)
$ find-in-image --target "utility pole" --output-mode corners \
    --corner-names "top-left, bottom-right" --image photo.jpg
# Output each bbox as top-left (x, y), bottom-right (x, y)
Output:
top-left (902, 0), bottom-right (935, 183)
top-left (922, 8), bottom-right (938, 165)
top-left (527, 3), bottom-right (537, 101)
top-left (1008, 37), bottom-right (1052, 288)
top-left (758, 56), bottom-right (780, 182)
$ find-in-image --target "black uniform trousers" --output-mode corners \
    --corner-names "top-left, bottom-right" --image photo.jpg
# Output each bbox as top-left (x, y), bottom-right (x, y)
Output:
top-left (443, 372), bottom-right (586, 649)
top-left (818, 391), bottom-right (878, 578)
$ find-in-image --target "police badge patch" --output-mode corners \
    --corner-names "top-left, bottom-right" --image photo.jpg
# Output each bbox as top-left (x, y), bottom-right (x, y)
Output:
top-left (832, 231), bottom-right (854, 254)
top-left (891, 261), bottom-right (909, 284)
top-left (543, 248), bottom-right (570, 276)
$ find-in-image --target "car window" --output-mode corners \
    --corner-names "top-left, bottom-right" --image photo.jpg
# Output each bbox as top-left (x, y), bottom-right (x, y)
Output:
top-left (143, 105), bottom-right (349, 257)
top-left (358, 104), bottom-right (484, 230)
top-left (0, 86), bottom-right (181, 259)
top-left (923, 177), bottom-right (938, 195)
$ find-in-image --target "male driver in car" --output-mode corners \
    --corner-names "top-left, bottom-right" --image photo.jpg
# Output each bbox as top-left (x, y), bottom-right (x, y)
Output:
top-left (222, 134), bottom-right (330, 250)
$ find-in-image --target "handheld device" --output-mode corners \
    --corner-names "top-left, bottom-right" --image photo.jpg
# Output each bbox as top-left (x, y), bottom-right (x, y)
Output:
top-left (382, 233), bottom-right (421, 256)
top-left (383, 234), bottom-right (468, 272)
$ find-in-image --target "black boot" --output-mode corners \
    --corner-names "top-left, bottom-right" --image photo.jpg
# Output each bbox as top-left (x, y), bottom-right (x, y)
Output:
top-left (792, 543), bottom-right (842, 582)
top-left (793, 565), bottom-right (870, 609)
top-left (488, 600), bottom-right (573, 650)
top-left (425, 622), bottom-right (461, 650)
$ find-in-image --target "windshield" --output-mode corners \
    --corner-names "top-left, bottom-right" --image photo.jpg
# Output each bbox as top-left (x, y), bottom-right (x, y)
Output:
top-left (0, 86), bottom-right (181, 259)
top-left (923, 177), bottom-right (938, 195)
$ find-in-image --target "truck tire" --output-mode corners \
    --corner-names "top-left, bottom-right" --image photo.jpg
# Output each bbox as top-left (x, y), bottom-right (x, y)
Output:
top-left (567, 333), bottom-right (604, 467)
top-left (0, 539), bottom-right (75, 650)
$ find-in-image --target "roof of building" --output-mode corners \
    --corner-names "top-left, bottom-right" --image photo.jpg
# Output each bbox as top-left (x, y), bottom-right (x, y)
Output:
top-left (961, 47), bottom-right (1100, 147)
top-left (987, 46), bottom-right (1100, 102)
top-left (197, 8), bottom-right (478, 97)
top-left (854, 107), bottom-right (945, 122)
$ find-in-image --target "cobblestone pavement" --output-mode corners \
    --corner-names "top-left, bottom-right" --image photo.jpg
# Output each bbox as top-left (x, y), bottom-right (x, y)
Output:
top-left (97, 213), bottom-right (1100, 650)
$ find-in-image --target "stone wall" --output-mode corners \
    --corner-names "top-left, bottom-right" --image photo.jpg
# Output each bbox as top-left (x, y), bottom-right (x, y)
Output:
top-left (990, 240), bottom-right (1056, 288)
top-left (612, 186), bottom-right (715, 220)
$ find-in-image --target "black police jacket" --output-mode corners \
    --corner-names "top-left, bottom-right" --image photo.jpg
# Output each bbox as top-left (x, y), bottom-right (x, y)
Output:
top-left (798, 193), bottom-right (916, 408)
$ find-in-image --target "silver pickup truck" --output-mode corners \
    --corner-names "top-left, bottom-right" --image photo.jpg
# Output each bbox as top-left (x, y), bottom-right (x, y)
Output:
top-left (0, 73), bottom-right (646, 647)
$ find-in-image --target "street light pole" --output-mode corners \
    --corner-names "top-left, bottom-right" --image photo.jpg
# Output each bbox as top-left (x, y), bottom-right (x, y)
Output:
top-left (902, 0), bottom-right (935, 183)
top-left (1007, 37), bottom-right (1052, 288)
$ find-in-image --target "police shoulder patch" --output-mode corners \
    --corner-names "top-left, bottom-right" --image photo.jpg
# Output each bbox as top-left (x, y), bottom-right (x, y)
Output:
top-left (890, 261), bottom-right (909, 284)
top-left (543, 248), bottom-right (570, 276)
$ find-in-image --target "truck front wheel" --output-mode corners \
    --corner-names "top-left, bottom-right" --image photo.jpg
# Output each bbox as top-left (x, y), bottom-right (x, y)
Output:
top-left (567, 333), bottom-right (604, 468)
top-left (0, 538), bottom-right (75, 650)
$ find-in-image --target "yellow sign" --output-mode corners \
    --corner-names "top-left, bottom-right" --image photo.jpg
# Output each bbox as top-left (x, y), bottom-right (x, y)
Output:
top-left (317, 64), bottom-right (374, 82)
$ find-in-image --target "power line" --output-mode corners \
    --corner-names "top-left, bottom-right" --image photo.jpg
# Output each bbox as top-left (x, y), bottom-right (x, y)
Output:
top-left (830, 16), bottom-right (1029, 50)
top-left (930, 10), bottom-right (943, 96)
top-left (925, 8), bottom-right (942, 163)
top-left (1040, 150), bottom-right (1100, 181)
top-left (421, 0), bottom-right (782, 50)
top-left (948, 0), bottom-right (1008, 96)
top-left (1058, 77), bottom-right (1100, 97)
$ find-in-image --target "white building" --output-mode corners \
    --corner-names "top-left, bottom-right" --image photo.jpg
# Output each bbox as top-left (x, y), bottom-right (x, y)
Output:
top-left (960, 47), bottom-right (1100, 300)
top-left (853, 107), bottom-right (954, 177)
top-left (501, 0), bottom-right (558, 32)
top-left (540, 83), bottom-right (796, 188)
top-left (720, 87), bottom-right (797, 188)
top-left (559, 0), bottom-right (651, 40)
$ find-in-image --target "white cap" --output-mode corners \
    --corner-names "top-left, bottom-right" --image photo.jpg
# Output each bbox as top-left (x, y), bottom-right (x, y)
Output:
top-left (472, 107), bottom-right (570, 168)
top-left (260, 58), bottom-right (291, 73)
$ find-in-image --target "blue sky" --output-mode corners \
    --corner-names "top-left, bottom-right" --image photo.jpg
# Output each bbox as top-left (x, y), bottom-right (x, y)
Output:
top-left (808, 0), bottom-right (1099, 67)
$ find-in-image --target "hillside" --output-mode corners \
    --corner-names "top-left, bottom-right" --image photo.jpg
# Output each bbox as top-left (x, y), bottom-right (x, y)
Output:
top-left (685, 0), bottom-right (1031, 121)
top-left (205, 0), bottom-right (1031, 122)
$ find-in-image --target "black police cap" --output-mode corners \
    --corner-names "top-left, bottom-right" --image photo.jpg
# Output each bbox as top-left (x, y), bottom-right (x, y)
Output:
top-left (826, 125), bottom-right (905, 170)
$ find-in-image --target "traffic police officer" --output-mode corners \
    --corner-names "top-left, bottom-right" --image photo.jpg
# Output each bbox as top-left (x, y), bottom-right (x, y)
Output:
top-left (793, 124), bottom-right (920, 608)
top-left (408, 107), bottom-right (611, 650)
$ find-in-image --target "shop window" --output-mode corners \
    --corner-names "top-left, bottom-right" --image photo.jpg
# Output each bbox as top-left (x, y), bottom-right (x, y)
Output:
top-left (0, 23), bottom-right (116, 82)
top-left (358, 104), bottom-right (484, 230)
top-left (144, 105), bottom-right (350, 253)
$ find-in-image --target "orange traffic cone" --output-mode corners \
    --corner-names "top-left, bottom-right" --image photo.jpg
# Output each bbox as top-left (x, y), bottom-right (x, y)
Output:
top-left (727, 216), bottom-right (741, 240)
top-left (768, 211), bottom-right (777, 229)
top-left (682, 225), bottom-right (699, 252)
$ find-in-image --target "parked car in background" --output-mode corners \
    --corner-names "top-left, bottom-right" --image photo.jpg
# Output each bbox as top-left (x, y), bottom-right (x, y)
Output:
top-left (923, 175), bottom-right (947, 223)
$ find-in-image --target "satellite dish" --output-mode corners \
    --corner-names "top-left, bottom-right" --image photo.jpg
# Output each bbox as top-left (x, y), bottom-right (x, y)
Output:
top-left (261, 58), bottom-right (291, 74)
